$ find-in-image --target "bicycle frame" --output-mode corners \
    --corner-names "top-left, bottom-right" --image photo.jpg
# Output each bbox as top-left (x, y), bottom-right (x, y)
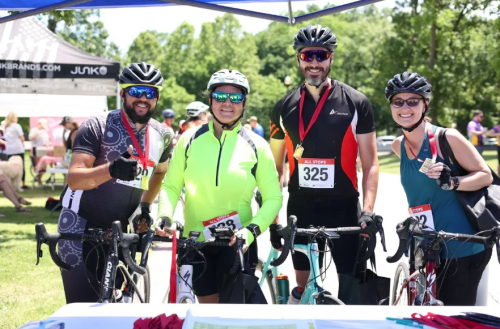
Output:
top-left (394, 238), bottom-right (438, 306)
top-left (294, 242), bottom-right (322, 305)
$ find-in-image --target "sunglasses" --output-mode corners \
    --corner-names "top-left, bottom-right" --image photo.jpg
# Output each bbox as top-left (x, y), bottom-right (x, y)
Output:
top-left (126, 86), bottom-right (159, 99)
top-left (298, 50), bottom-right (331, 62)
top-left (390, 98), bottom-right (423, 108)
top-left (211, 91), bottom-right (245, 103)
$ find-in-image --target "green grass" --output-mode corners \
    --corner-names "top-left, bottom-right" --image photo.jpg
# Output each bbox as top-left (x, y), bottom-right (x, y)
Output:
top-left (377, 150), bottom-right (499, 175)
top-left (0, 152), bottom-right (66, 329)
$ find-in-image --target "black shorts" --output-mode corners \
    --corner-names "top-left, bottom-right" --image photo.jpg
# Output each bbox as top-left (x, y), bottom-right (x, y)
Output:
top-left (287, 193), bottom-right (362, 274)
top-left (497, 146), bottom-right (500, 164)
top-left (179, 244), bottom-right (238, 297)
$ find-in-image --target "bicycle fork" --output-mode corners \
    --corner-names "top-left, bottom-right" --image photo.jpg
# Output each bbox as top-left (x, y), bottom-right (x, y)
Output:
top-left (177, 264), bottom-right (196, 303)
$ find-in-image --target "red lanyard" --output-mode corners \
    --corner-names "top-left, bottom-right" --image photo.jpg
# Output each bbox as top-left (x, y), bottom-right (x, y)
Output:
top-left (404, 124), bottom-right (436, 163)
top-left (299, 81), bottom-right (332, 142)
top-left (121, 110), bottom-right (149, 166)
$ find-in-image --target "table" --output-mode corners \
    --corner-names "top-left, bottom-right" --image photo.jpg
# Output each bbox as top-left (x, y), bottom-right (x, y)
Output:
top-left (45, 167), bottom-right (68, 191)
top-left (46, 303), bottom-right (499, 329)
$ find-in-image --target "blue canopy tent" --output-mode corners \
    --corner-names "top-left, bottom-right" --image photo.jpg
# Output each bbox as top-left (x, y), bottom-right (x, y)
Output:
top-left (0, 0), bottom-right (384, 24)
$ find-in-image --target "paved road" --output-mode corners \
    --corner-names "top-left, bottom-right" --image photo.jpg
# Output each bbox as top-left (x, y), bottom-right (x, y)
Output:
top-left (148, 173), bottom-right (499, 305)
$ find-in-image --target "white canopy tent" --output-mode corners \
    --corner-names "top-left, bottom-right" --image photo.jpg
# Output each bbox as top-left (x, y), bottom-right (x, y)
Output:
top-left (0, 93), bottom-right (108, 117)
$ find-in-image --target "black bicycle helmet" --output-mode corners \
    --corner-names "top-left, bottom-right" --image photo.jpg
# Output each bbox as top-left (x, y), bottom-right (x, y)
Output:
top-left (385, 71), bottom-right (432, 101)
top-left (293, 25), bottom-right (338, 53)
top-left (386, 71), bottom-right (432, 132)
top-left (119, 62), bottom-right (164, 89)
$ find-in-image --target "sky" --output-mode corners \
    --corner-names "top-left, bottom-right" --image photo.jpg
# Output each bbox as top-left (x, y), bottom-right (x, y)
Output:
top-left (97, 0), bottom-right (397, 54)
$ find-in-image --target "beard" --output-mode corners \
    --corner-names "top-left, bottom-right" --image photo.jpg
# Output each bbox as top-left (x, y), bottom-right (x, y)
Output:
top-left (123, 98), bottom-right (157, 124)
top-left (301, 65), bottom-right (331, 87)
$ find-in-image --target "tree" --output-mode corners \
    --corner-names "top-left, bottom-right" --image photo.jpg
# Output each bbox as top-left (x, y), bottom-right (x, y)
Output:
top-left (127, 31), bottom-right (168, 64)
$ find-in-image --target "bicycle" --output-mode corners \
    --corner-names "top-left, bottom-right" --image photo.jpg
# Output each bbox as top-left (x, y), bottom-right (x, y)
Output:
top-left (35, 221), bottom-right (149, 303)
top-left (153, 226), bottom-right (246, 304)
top-left (386, 216), bottom-right (500, 306)
top-left (270, 214), bottom-right (387, 305)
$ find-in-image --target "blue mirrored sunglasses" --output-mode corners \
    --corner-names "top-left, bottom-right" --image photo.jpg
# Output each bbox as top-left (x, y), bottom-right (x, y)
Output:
top-left (127, 86), bottom-right (159, 99)
top-left (211, 91), bottom-right (245, 103)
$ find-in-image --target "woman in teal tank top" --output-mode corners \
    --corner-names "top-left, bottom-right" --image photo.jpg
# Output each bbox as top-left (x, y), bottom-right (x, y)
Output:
top-left (386, 71), bottom-right (493, 306)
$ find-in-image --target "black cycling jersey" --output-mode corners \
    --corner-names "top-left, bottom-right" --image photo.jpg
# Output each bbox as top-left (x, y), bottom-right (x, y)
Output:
top-left (60, 109), bottom-right (173, 228)
top-left (270, 79), bottom-right (375, 198)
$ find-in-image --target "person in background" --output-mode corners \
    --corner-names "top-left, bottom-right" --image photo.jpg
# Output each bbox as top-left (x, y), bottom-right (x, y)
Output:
top-left (244, 123), bottom-right (252, 131)
top-left (60, 116), bottom-right (79, 152)
top-left (0, 173), bottom-right (32, 216)
top-left (183, 101), bottom-right (209, 131)
top-left (487, 124), bottom-right (500, 175)
top-left (467, 110), bottom-right (486, 155)
top-left (161, 109), bottom-right (175, 135)
top-left (29, 119), bottom-right (51, 187)
top-left (247, 116), bottom-right (265, 138)
top-left (1, 112), bottom-right (28, 190)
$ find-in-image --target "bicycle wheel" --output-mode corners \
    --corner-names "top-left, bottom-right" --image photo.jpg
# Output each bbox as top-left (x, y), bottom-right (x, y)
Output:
top-left (315, 291), bottom-right (345, 305)
top-left (392, 261), bottom-right (410, 306)
top-left (255, 259), bottom-right (277, 304)
top-left (132, 265), bottom-right (150, 303)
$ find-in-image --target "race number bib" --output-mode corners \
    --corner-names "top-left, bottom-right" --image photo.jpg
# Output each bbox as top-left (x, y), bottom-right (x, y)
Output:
top-left (116, 155), bottom-right (156, 190)
top-left (409, 204), bottom-right (435, 230)
top-left (298, 158), bottom-right (334, 188)
top-left (202, 211), bottom-right (242, 239)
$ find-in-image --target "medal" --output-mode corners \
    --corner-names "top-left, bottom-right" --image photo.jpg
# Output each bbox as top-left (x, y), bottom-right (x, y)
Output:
top-left (141, 176), bottom-right (149, 190)
top-left (419, 158), bottom-right (435, 173)
top-left (294, 144), bottom-right (304, 159)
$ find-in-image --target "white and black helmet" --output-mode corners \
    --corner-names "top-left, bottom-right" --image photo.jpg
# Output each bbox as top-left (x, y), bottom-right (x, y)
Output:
top-left (207, 69), bottom-right (250, 95)
top-left (186, 101), bottom-right (209, 117)
top-left (119, 62), bottom-right (164, 89)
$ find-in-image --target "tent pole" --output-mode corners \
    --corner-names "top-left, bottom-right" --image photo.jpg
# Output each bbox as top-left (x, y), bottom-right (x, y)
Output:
top-left (287, 0), bottom-right (295, 25)
top-left (0, 0), bottom-right (93, 24)
top-left (294, 0), bottom-right (385, 23)
top-left (116, 83), bottom-right (120, 110)
top-left (156, 0), bottom-right (289, 23)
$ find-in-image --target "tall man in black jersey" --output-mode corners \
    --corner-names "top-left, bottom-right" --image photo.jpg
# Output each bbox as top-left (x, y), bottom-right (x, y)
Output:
top-left (58, 62), bottom-right (173, 303)
top-left (269, 25), bottom-right (379, 304)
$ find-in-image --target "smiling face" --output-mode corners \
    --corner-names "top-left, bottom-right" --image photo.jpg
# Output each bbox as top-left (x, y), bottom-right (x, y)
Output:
top-left (297, 46), bottom-right (333, 87)
top-left (121, 88), bottom-right (159, 124)
top-left (390, 93), bottom-right (428, 127)
top-left (210, 85), bottom-right (245, 125)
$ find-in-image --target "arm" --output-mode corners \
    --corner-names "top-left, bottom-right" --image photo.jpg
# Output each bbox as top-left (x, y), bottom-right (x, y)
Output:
top-left (487, 129), bottom-right (500, 137)
top-left (469, 129), bottom-right (484, 136)
top-left (67, 152), bottom-right (112, 190)
top-left (269, 138), bottom-right (286, 189)
top-left (29, 129), bottom-right (39, 141)
top-left (391, 137), bottom-right (403, 158)
top-left (141, 160), bottom-right (168, 204)
top-left (252, 144), bottom-right (283, 232)
top-left (429, 129), bottom-right (492, 191)
top-left (357, 132), bottom-right (379, 212)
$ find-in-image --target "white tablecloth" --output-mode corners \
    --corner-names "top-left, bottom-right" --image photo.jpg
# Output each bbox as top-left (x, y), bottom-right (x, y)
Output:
top-left (46, 303), bottom-right (499, 329)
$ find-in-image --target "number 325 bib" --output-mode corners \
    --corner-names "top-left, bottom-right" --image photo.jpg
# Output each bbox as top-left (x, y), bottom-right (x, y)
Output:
top-left (298, 158), bottom-right (334, 188)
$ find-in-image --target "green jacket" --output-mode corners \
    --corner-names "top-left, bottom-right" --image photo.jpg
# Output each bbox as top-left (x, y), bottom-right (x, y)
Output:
top-left (158, 121), bottom-right (282, 240)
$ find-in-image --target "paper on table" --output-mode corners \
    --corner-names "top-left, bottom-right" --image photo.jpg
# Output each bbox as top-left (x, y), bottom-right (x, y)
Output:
top-left (182, 310), bottom-right (314, 329)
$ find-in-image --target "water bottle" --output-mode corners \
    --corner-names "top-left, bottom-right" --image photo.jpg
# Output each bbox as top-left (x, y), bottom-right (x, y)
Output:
top-left (122, 288), bottom-right (132, 303)
top-left (275, 273), bottom-right (290, 304)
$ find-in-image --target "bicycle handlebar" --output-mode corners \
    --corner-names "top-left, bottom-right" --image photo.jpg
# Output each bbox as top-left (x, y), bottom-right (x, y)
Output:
top-left (35, 221), bottom-right (146, 275)
top-left (271, 214), bottom-right (386, 267)
top-left (386, 217), bottom-right (500, 264)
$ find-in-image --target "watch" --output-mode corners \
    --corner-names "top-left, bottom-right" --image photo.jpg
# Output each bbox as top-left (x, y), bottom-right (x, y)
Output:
top-left (452, 176), bottom-right (460, 190)
top-left (246, 224), bottom-right (261, 240)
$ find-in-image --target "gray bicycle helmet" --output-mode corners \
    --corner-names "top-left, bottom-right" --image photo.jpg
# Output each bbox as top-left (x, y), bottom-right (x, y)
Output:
top-left (385, 71), bottom-right (432, 101)
top-left (162, 109), bottom-right (175, 118)
top-left (186, 101), bottom-right (209, 117)
top-left (119, 62), bottom-right (164, 89)
top-left (293, 25), bottom-right (338, 53)
top-left (207, 69), bottom-right (250, 94)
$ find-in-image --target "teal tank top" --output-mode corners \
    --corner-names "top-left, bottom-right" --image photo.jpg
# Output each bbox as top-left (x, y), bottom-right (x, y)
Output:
top-left (400, 125), bottom-right (484, 259)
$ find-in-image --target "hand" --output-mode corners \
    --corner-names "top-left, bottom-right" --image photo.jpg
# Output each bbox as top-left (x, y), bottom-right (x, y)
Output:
top-left (135, 205), bottom-right (152, 234)
top-left (358, 211), bottom-right (374, 239)
top-left (427, 163), bottom-right (454, 190)
top-left (109, 145), bottom-right (137, 181)
top-left (154, 216), bottom-right (173, 237)
top-left (269, 224), bottom-right (283, 251)
top-left (229, 228), bottom-right (254, 252)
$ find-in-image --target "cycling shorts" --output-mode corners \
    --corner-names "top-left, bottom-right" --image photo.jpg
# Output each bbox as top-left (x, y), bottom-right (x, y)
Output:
top-left (58, 208), bottom-right (126, 303)
top-left (497, 146), bottom-right (500, 164)
top-left (287, 193), bottom-right (363, 274)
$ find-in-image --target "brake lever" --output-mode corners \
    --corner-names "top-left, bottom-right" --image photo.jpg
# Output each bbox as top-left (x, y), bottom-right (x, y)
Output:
top-left (140, 228), bottom-right (154, 267)
top-left (36, 237), bottom-right (43, 265)
top-left (374, 216), bottom-right (387, 252)
top-left (496, 238), bottom-right (500, 264)
top-left (237, 234), bottom-right (245, 272)
top-left (290, 224), bottom-right (296, 255)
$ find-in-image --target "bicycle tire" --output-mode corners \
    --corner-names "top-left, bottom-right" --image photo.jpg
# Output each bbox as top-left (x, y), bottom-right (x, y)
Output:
top-left (255, 259), bottom-right (277, 304)
top-left (392, 261), bottom-right (410, 306)
top-left (132, 264), bottom-right (150, 303)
